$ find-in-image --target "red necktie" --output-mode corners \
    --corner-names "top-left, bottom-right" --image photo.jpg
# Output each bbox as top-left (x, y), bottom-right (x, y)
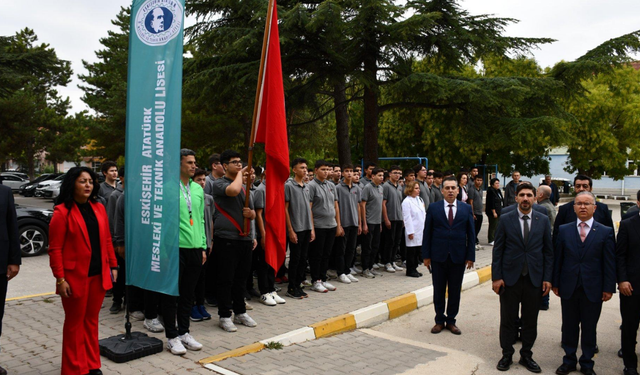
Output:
top-left (448, 204), bottom-right (454, 226)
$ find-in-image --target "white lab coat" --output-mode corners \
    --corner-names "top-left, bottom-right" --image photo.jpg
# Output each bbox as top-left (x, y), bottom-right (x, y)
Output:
top-left (402, 195), bottom-right (426, 247)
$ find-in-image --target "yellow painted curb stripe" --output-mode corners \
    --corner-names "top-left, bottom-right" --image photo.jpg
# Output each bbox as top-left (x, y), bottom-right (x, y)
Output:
top-left (384, 293), bottom-right (418, 320)
top-left (310, 313), bottom-right (357, 339)
top-left (476, 266), bottom-right (492, 284)
top-left (7, 291), bottom-right (55, 302)
top-left (199, 342), bottom-right (265, 364)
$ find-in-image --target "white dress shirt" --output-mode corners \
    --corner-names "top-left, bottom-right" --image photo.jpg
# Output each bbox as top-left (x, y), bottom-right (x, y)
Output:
top-left (443, 199), bottom-right (458, 220)
top-left (576, 217), bottom-right (595, 240)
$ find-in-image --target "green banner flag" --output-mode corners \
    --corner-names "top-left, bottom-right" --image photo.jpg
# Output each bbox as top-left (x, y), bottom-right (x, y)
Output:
top-left (124, 0), bottom-right (184, 296)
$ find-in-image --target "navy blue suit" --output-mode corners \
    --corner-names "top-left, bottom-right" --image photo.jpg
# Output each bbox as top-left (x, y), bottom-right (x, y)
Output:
top-left (0, 185), bottom-right (20, 338)
top-left (422, 200), bottom-right (475, 325)
top-left (553, 220), bottom-right (616, 370)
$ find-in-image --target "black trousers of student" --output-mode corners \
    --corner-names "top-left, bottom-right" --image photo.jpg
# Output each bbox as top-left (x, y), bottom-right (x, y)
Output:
top-left (361, 224), bottom-right (381, 270)
top-left (308, 227), bottom-right (336, 282)
top-left (143, 290), bottom-right (175, 338)
top-left (205, 245), bottom-right (217, 302)
top-left (487, 214), bottom-right (499, 243)
top-left (431, 254), bottom-right (465, 325)
top-left (405, 246), bottom-right (420, 274)
top-left (255, 240), bottom-right (276, 295)
top-left (560, 286), bottom-right (602, 370)
top-left (474, 214), bottom-right (483, 244)
top-left (194, 249), bottom-right (210, 306)
top-left (381, 221), bottom-right (403, 265)
top-left (112, 253), bottom-right (144, 311)
top-left (288, 230), bottom-right (311, 291)
top-left (499, 275), bottom-right (542, 358)
top-left (620, 293), bottom-right (640, 369)
top-left (333, 226), bottom-right (358, 276)
top-left (215, 237), bottom-right (252, 318)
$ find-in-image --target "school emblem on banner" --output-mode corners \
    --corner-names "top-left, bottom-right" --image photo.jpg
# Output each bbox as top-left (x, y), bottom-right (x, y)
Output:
top-left (134, 0), bottom-right (183, 46)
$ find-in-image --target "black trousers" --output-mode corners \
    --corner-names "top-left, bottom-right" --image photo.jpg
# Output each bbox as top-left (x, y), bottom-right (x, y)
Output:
top-left (143, 290), bottom-right (178, 339)
top-left (561, 286), bottom-right (602, 370)
top-left (194, 249), bottom-right (210, 306)
top-left (333, 226), bottom-right (358, 276)
top-left (431, 255), bottom-right (465, 325)
top-left (361, 224), bottom-right (381, 270)
top-left (255, 240), bottom-right (276, 295)
top-left (288, 230), bottom-right (311, 291)
top-left (0, 275), bottom-right (6, 337)
top-left (112, 253), bottom-right (126, 305)
top-left (487, 214), bottom-right (499, 243)
top-left (214, 237), bottom-right (252, 318)
top-left (499, 275), bottom-right (542, 358)
top-left (474, 214), bottom-right (483, 244)
top-left (381, 221), bottom-right (403, 264)
top-left (621, 293), bottom-right (640, 369)
top-left (309, 227), bottom-right (336, 282)
top-left (405, 246), bottom-right (420, 274)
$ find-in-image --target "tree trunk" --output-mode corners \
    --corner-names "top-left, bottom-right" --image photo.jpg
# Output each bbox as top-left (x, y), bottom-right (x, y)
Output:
top-left (362, 52), bottom-right (379, 164)
top-left (334, 81), bottom-right (351, 166)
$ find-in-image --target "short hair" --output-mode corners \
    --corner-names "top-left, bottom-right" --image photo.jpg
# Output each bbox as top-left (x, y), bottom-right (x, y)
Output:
top-left (575, 191), bottom-right (596, 204)
top-left (490, 178), bottom-right (500, 186)
top-left (55, 167), bottom-right (101, 208)
top-left (433, 171), bottom-right (443, 179)
top-left (516, 182), bottom-right (535, 195)
top-left (118, 167), bottom-right (125, 178)
top-left (371, 167), bottom-right (385, 176)
top-left (254, 166), bottom-right (263, 176)
top-left (180, 148), bottom-right (196, 160)
top-left (193, 168), bottom-right (207, 178)
top-left (545, 174), bottom-right (552, 178)
top-left (364, 161), bottom-right (377, 170)
top-left (404, 181), bottom-right (419, 196)
top-left (403, 168), bottom-right (415, 178)
top-left (426, 171), bottom-right (434, 177)
top-left (220, 149), bottom-right (241, 164)
top-left (412, 164), bottom-right (426, 174)
top-left (291, 157), bottom-right (308, 168)
top-left (512, 170), bottom-right (520, 176)
top-left (389, 165), bottom-right (402, 172)
top-left (314, 159), bottom-right (331, 169)
top-left (208, 153), bottom-right (220, 167)
top-left (333, 165), bottom-right (341, 170)
top-left (101, 161), bottom-right (117, 174)
top-left (443, 176), bottom-right (457, 185)
top-left (443, 170), bottom-right (454, 177)
top-left (574, 174), bottom-right (592, 188)
top-left (473, 174), bottom-right (483, 181)
top-left (342, 163), bottom-right (354, 171)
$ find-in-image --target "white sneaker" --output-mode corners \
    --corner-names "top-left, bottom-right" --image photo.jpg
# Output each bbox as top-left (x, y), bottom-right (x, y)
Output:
top-left (130, 311), bottom-right (145, 321)
top-left (179, 333), bottom-right (203, 351)
top-left (372, 263), bottom-right (380, 270)
top-left (347, 274), bottom-right (359, 282)
top-left (489, 241), bottom-right (495, 246)
top-left (377, 263), bottom-right (385, 268)
top-left (144, 318), bottom-right (165, 333)
top-left (301, 279), bottom-right (313, 287)
top-left (323, 281), bottom-right (337, 291)
top-left (385, 263), bottom-right (396, 273)
top-left (245, 301), bottom-right (254, 310)
top-left (371, 269), bottom-right (383, 276)
top-left (338, 274), bottom-right (351, 284)
top-left (260, 293), bottom-right (276, 306)
top-left (219, 317), bottom-right (237, 332)
top-left (167, 337), bottom-right (187, 355)
top-left (353, 265), bottom-right (363, 273)
top-left (477, 244), bottom-right (484, 250)
top-left (350, 267), bottom-right (358, 275)
top-left (311, 280), bottom-right (328, 293)
top-left (234, 313), bottom-right (257, 327)
top-left (270, 292), bottom-right (286, 304)
top-left (393, 263), bottom-right (404, 271)
top-left (362, 269), bottom-right (375, 279)
top-left (326, 269), bottom-right (338, 279)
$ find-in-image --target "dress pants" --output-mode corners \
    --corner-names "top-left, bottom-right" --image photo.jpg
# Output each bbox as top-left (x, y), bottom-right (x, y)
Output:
top-left (288, 230), bottom-right (311, 291)
top-left (561, 286), bottom-right (602, 370)
top-left (487, 214), bottom-right (499, 243)
top-left (215, 237), bottom-right (253, 318)
top-left (255, 240), bottom-right (276, 295)
top-left (163, 248), bottom-right (202, 338)
top-left (0, 275), bottom-right (7, 338)
top-left (621, 293), bottom-right (640, 369)
top-left (309, 227), bottom-right (336, 282)
top-left (361, 224), bottom-right (381, 270)
top-left (112, 253), bottom-right (126, 305)
top-left (405, 246), bottom-right (420, 274)
top-left (334, 226), bottom-right (358, 275)
top-left (381, 221), bottom-right (403, 264)
top-left (60, 275), bottom-right (105, 375)
top-left (431, 255), bottom-right (465, 325)
top-left (499, 275), bottom-right (542, 358)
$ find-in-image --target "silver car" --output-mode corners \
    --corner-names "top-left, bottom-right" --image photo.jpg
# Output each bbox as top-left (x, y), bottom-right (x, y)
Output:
top-left (1, 174), bottom-right (28, 192)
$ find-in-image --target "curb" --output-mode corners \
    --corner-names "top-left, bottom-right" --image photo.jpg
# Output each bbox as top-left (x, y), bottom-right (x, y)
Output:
top-left (199, 265), bottom-right (492, 365)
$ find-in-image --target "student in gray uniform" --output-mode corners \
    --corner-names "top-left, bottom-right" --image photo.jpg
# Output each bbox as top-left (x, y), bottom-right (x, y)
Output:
top-left (382, 166), bottom-right (405, 273)
top-left (360, 168), bottom-right (385, 278)
top-left (307, 160), bottom-right (343, 293)
top-left (204, 153), bottom-right (224, 196)
top-left (334, 164), bottom-right (361, 284)
top-left (285, 158), bottom-right (313, 299)
top-left (98, 160), bottom-right (119, 202)
top-left (361, 162), bottom-right (376, 186)
top-left (413, 164), bottom-right (431, 210)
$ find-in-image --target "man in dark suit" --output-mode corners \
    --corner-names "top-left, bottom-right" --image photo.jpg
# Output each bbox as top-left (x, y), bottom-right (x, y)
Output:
top-left (553, 191), bottom-right (616, 375)
top-left (492, 183), bottom-right (553, 373)
top-left (422, 177), bottom-right (475, 335)
top-left (0, 184), bottom-right (21, 375)
top-left (541, 174), bottom-right (560, 206)
top-left (616, 203), bottom-right (640, 375)
top-left (621, 190), bottom-right (640, 221)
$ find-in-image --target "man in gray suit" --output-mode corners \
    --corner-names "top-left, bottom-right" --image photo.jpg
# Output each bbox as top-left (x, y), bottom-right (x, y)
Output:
top-left (492, 183), bottom-right (553, 373)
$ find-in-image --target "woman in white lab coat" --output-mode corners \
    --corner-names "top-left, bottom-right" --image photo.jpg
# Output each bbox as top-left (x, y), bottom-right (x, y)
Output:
top-left (401, 181), bottom-right (426, 277)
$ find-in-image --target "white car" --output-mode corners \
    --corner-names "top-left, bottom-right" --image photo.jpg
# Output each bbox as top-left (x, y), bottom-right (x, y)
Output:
top-left (0, 174), bottom-right (28, 191)
top-left (35, 174), bottom-right (65, 197)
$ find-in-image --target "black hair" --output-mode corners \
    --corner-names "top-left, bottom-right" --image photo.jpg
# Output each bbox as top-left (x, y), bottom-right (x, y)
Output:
top-left (118, 167), bottom-right (125, 178)
top-left (412, 164), bottom-right (425, 174)
top-left (574, 174), bottom-right (592, 188)
top-left (254, 166), bottom-right (264, 176)
top-left (342, 163), bottom-right (354, 170)
top-left (364, 161), bottom-right (377, 170)
top-left (433, 171), bottom-right (444, 178)
top-left (314, 159), bottom-right (331, 169)
top-left (180, 148), bottom-right (196, 159)
top-left (54, 167), bottom-right (101, 208)
top-left (389, 165), bottom-right (401, 172)
top-left (220, 149), bottom-right (241, 165)
top-left (473, 174), bottom-right (483, 181)
top-left (101, 161), bottom-right (117, 174)
top-left (427, 171), bottom-right (434, 177)
top-left (194, 168), bottom-right (207, 178)
top-left (208, 153), bottom-right (220, 167)
top-left (516, 182), bottom-right (536, 195)
top-left (456, 172), bottom-right (467, 185)
top-left (490, 177), bottom-right (500, 186)
top-left (371, 167), bottom-right (385, 176)
top-left (403, 168), bottom-right (414, 178)
top-left (443, 176), bottom-right (458, 184)
top-left (443, 170), bottom-right (454, 177)
top-left (637, 190), bottom-right (640, 201)
top-left (291, 157), bottom-right (308, 168)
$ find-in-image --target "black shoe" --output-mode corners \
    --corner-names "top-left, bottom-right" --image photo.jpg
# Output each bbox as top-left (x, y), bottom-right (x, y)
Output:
top-left (519, 357), bottom-right (541, 373)
top-left (0, 365), bottom-right (6, 375)
top-left (619, 349), bottom-right (624, 358)
top-left (205, 297), bottom-right (218, 307)
top-left (105, 289), bottom-right (113, 298)
top-left (109, 302), bottom-right (122, 314)
top-left (556, 364), bottom-right (577, 375)
top-left (418, 272), bottom-right (423, 276)
top-left (580, 368), bottom-right (596, 375)
top-left (540, 305), bottom-right (549, 311)
top-left (497, 356), bottom-right (512, 371)
top-left (406, 271), bottom-right (421, 278)
top-left (298, 288), bottom-right (308, 298)
top-left (624, 368), bottom-right (639, 375)
top-left (286, 288), bottom-right (304, 299)
top-left (593, 344), bottom-right (599, 353)
top-left (88, 370), bottom-right (103, 375)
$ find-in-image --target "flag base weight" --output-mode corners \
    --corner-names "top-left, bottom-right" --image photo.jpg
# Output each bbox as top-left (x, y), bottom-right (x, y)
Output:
top-left (99, 331), bottom-right (163, 363)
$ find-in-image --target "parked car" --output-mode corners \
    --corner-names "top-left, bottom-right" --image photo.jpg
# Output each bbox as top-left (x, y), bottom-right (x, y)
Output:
top-left (34, 174), bottom-right (65, 198)
top-left (16, 204), bottom-right (53, 257)
top-left (1, 171), bottom-right (29, 180)
top-left (0, 174), bottom-right (28, 192)
top-left (19, 173), bottom-right (62, 197)
top-left (43, 183), bottom-right (61, 199)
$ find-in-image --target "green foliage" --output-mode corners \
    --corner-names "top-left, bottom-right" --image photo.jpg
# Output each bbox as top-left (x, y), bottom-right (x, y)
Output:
top-left (264, 341), bottom-right (283, 350)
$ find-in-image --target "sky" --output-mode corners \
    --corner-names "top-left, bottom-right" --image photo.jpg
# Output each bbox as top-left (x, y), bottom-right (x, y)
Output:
top-left (2, 0), bottom-right (639, 114)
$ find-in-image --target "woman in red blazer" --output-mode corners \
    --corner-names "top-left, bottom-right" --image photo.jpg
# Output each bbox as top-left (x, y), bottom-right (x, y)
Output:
top-left (48, 167), bottom-right (118, 375)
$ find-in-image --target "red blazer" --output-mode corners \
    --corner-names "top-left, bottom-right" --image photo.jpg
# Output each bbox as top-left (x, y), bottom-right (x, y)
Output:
top-left (49, 201), bottom-right (118, 298)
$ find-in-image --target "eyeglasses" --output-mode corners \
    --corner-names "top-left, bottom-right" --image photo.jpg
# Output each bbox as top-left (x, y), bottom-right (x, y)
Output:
top-left (227, 160), bottom-right (243, 165)
top-left (575, 202), bottom-right (594, 207)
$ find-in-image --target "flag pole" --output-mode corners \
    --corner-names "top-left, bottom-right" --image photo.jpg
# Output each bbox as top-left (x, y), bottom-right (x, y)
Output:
top-left (244, 0), bottom-right (276, 234)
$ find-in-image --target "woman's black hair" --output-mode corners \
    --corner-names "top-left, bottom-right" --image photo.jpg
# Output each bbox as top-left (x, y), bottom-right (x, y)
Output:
top-left (54, 166), bottom-right (101, 208)
top-left (490, 178), bottom-right (500, 187)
